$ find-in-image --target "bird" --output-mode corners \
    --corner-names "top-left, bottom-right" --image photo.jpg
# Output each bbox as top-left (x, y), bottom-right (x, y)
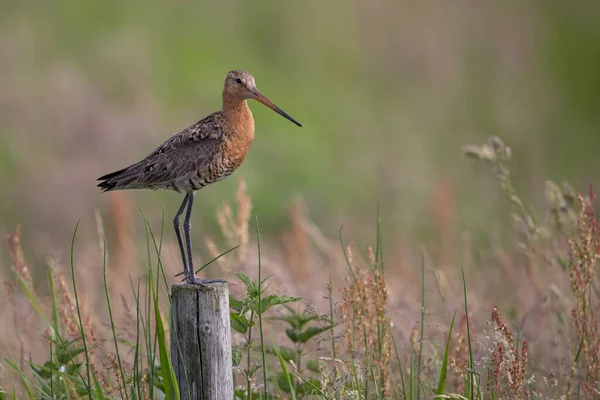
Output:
top-left (97, 70), bottom-right (302, 285)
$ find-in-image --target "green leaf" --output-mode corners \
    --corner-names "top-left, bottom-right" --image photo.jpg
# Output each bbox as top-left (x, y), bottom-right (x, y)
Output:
top-left (270, 314), bottom-right (303, 330)
top-left (265, 346), bottom-right (297, 363)
top-left (229, 295), bottom-right (244, 311)
top-left (305, 359), bottom-right (320, 373)
top-left (270, 309), bottom-right (328, 331)
top-left (294, 371), bottom-right (332, 399)
top-left (33, 361), bottom-right (58, 379)
top-left (296, 380), bottom-right (322, 395)
top-left (234, 387), bottom-right (248, 400)
top-left (259, 295), bottom-right (301, 315)
top-left (235, 272), bottom-right (255, 290)
top-left (285, 328), bottom-right (299, 343)
top-left (274, 372), bottom-right (294, 394)
top-left (436, 311), bottom-right (457, 396)
top-left (57, 345), bottom-right (88, 365)
top-left (232, 349), bottom-right (243, 367)
top-left (297, 325), bottom-right (334, 344)
top-left (27, 363), bottom-right (52, 396)
top-left (231, 313), bottom-right (249, 334)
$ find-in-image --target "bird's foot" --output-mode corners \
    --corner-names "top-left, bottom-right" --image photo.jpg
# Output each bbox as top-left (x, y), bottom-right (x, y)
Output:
top-left (185, 275), bottom-right (227, 286)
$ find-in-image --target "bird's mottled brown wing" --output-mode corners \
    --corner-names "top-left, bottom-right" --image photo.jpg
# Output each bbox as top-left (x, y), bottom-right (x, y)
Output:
top-left (98, 112), bottom-right (226, 192)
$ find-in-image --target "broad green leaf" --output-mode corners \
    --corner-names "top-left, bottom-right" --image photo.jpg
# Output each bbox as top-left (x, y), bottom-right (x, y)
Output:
top-left (231, 313), bottom-right (249, 334)
top-left (269, 314), bottom-right (303, 330)
top-left (297, 325), bottom-right (334, 344)
top-left (436, 311), bottom-right (457, 396)
top-left (235, 272), bottom-right (254, 290)
top-left (27, 363), bottom-right (52, 396)
top-left (232, 349), bottom-right (243, 367)
top-left (274, 372), bottom-right (294, 394)
top-left (285, 328), bottom-right (299, 343)
top-left (305, 359), bottom-right (320, 373)
top-left (58, 345), bottom-right (89, 365)
top-left (259, 295), bottom-right (301, 315)
top-left (265, 345), bottom-right (297, 363)
top-left (32, 361), bottom-right (58, 379)
top-left (296, 380), bottom-right (322, 395)
top-left (229, 295), bottom-right (244, 311)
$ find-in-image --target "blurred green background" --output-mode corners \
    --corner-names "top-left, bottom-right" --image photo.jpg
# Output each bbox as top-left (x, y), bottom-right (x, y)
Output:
top-left (1, 0), bottom-right (599, 255)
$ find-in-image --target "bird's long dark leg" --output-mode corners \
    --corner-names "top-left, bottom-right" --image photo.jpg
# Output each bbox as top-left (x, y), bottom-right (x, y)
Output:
top-left (183, 191), bottom-right (226, 286)
top-left (173, 193), bottom-right (190, 279)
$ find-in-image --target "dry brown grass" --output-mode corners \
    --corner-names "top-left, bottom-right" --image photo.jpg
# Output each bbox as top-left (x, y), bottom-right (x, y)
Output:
top-left (488, 306), bottom-right (530, 399)
top-left (2, 171), bottom-right (600, 398)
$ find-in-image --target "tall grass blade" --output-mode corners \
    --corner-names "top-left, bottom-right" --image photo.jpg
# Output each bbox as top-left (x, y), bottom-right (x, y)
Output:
top-left (417, 254), bottom-right (425, 400)
top-left (256, 216), bottom-right (269, 399)
top-left (375, 204), bottom-right (384, 273)
top-left (149, 268), bottom-right (180, 400)
top-left (349, 347), bottom-right (361, 396)
top-left (47, 268), bottom-right (59, 398)
top-left (409, 350), bottom-right (415, 400)
top-left (130, 277), bottom-right (143, 400)
top-left (12, 268), bottom-right (87, 386)
top-left (26, 362), bottom-right (52, 396)
top-left (391, 329), bottom-right (407, 400)
top-left (69, 220), bottom-right (91, 394)
top-left (196, 245), bottom-right (240, 274)
top-left (294, 370), bottom-right (332, 400)
top-left (436, 311), bottom-right (457, 396)
top-left (93, 374), bottom-right (108, 400)
top-left (462, 268), bottom-right (475, 399)
top-left (142, 209), bottom-right (156, 400)
top-left (4, 358), bottom-right (36, 399)
top-left (367, 357), bottom-right (380, 399)
top-left (338, 226), bottom-right (357, 283)
top-left (328, 271), bottom-right (337, 386)
top-left (102, 235), bottom-right (129, 400)
top-left (47, 268), bottom-right (59, 343)
top-left (140, 206), bottom-right (170, 296)
top-left (272, 341), bottom-right (297, 400)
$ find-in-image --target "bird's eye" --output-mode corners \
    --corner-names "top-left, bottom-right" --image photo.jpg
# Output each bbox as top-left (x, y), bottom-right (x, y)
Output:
top-left (235, 78), bottom-right (242, 84)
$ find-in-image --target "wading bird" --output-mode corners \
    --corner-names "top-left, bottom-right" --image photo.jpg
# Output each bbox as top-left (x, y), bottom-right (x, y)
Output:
top-left (98, 70), bottom-right (301, 285)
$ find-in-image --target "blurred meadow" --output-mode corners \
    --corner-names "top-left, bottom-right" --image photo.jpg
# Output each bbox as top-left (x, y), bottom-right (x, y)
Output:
top-left (2, 0), bottom-right (600, 398)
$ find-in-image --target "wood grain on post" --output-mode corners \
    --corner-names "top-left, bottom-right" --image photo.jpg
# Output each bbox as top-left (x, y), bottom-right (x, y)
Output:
top-left (170, 283), bottom-right (233, 400)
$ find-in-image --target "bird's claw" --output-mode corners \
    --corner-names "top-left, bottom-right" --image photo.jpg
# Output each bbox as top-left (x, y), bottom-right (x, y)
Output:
top-left (185, 276), bottom-right (227, 286)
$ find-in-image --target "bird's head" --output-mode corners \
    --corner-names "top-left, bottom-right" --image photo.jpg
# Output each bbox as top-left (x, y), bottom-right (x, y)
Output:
top-left (224, 70), bottom-right (302, 127)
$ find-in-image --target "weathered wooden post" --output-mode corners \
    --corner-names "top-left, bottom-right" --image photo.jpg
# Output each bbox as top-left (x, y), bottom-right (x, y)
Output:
top-left (170, 283), bottom-right (233, 399)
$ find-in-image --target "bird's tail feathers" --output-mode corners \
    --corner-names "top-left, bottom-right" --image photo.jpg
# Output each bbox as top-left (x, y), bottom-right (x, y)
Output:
top-left (97, 164), bottom-right (144, 192)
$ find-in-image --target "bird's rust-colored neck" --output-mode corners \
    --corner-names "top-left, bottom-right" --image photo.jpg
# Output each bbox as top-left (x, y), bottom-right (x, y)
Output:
top-left (220, 91), bottom-right (255, 166)
top-left (222, 92), bottom-right (251, 121)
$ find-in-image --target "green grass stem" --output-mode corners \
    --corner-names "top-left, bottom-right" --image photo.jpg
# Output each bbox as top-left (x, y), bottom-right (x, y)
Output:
top-left (102, 235), bottom-right (129, 400)
top-left (69, 220), bottom-right (91, 394)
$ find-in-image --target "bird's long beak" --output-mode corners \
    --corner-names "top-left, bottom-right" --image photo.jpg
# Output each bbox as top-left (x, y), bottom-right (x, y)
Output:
top-left (252, 89), bottom-right (302, 127)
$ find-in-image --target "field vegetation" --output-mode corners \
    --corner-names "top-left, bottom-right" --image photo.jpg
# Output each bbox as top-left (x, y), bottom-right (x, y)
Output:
top-left (2, 137), bottom-right (600, 398)
top-left (1, 1), bottom-right (600, 398)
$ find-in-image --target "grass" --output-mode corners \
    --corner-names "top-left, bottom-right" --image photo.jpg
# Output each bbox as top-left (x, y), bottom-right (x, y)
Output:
top-left (2, 1), bottom-right (600, 243)
top-left (1, 137), bottom-right (600, 399)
